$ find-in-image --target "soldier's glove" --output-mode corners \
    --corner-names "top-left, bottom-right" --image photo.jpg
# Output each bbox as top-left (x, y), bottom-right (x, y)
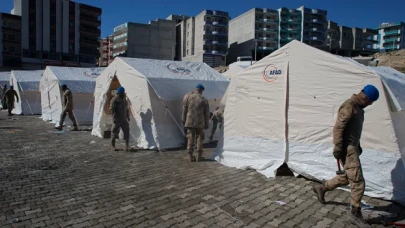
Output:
top-left (358, 144), bottom-right (362, 155)
top-left (333, 145), bottom-right (344, 160)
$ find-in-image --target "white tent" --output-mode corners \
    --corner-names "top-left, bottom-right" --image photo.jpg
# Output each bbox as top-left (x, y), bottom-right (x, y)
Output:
top-left (40, 66), bottom-right (104, 126)
top-left (223, 63), bottom-right (251, 80)
top-left (10, 70), bottom-right (43, 115)
top-left (92, 57), bottom-right (229, 150)
top-left (214, 40), bottom-right (405, 204)
top-left (0, 72), bottom-right (10, 109)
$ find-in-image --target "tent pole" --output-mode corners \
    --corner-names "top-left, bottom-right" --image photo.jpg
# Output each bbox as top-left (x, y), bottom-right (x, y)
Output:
top-left (159, 99), bottom-right (186, 138)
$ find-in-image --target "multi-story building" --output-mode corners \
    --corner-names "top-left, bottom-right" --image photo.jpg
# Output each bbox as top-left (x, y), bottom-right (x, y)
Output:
top-left (327, 21), bottom-right (378, 56)
top-left (112, 19), bottom-right (176, 60)
top-left (228, 6), bottom-right (327, 64)
top-left (298, 6), bottom-right (328, 50)
top-left (0, 13), bottom-right (22, 70)
top-left (97, 35), bottom-right (113, 67)
top-left (11, 0), bottom-right (101, 69)
top-left (166, 14), bottom-right (190, 61)
top-left (373, 22), bottom-right (405, 51)
top-left (169, 10), bottom-right (229, 68)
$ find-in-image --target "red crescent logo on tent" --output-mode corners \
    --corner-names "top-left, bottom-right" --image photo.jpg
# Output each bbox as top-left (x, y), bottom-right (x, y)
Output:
top-left (262, 64), bottom-right (282, 82)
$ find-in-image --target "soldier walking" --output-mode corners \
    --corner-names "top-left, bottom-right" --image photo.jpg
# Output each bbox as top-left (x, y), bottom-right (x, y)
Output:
top-left (182, 84), bottom-right (209, 162)
top-left (2, 85), bottom-right (19, 116)
top-left (313, 85), bottom-right (380, 228)
top-left (110, 87), bottom-right (131, 151)
top-left (56, 84), bottom-right (78, 131)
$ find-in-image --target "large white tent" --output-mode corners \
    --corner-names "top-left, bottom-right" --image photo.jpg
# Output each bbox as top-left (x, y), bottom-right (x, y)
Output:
top-left (214, 40), bottom-right (405, 204)
top-left (92, 57), bottom-right (229, 150)
top-left (0, 72), bottom-right (10, 109)
top-left (10, 70), bottom-right (43, 115)
top-left (40, 66), bottom-right (104, 126)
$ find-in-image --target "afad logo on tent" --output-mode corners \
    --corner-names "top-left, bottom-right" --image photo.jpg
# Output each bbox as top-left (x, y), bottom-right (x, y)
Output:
top-left (83, 68), bottom-right (103, 79)
top-left (262, 64), bottom-right (282, 82)
top-left (166, 63), bottom-right (191, 75)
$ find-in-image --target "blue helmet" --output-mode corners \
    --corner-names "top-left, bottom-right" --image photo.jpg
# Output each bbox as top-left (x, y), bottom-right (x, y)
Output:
top-left (117, 86), bottom-right (125, 94)
top-left (10, 85), bottom-right (13, 89)
top-left (363, 85), bottom-right (379, 102)
top-left (61, 84), bottom-right (67, 88)
top-left (196, 84), bottom-right (205, 90)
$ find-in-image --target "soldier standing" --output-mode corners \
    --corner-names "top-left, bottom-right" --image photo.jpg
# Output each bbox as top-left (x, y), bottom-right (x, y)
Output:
top-left (56, 84), bottom-right (78, 131)
top-left (209, 108), bottom-right (224, 142)
top-left (182, 84), bottom-right (209, 162)
top-left (313, 85), bottom-right (379, 228)
top-left (2, 85), bottom-right (19, 116)
top-left (110, 87), bottom-right (131, 151)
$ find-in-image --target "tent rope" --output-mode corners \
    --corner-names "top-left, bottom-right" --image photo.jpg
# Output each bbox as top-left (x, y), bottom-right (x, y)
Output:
top-left (159, 98), bottom-right (186, 137)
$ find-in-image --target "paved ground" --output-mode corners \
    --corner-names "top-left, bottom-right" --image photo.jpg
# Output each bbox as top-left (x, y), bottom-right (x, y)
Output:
top-left (0, 111), bottom-right (404, 228)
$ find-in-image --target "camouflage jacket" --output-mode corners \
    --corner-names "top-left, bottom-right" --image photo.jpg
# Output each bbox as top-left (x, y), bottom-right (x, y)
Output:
top-left (3, 89), bottom-right (19, 103)
top-left (182, 90), bottom-right (209, 129)
top-left (110, 95), bottom-right (130, 123)
top-left (62, 89), bottom-right (74, 111)
top-left (333, 94), bottom-right (365, 147)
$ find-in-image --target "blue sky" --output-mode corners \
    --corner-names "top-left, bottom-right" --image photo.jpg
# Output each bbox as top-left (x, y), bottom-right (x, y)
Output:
top-left (1, 0), bottom-right (404, 38)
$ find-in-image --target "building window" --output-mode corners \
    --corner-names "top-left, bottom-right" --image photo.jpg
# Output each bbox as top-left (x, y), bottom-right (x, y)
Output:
top-left (3, 46), bottom-right (7, 51)
top-left (9, 35), bottom-right (15, 41)
top-left (187, 41), bottom-right (189, 47)
top-left (187, 32), bottom-right (189, 37)
top-left (188, 23), bottom-right (190, 28)
top-left (187, 49), bottom-right (189, 55)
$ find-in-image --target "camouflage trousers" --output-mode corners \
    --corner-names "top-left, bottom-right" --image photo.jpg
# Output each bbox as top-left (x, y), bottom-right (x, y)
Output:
top-left (7, 102), bottom-right (14, 115)
top-left (325, 145), bottom-right (365, 208)
top-left (186, 127), bottom-right (205, 154)
top-left (111, 121), bottom-right (130, 143)
top-left (59, 110), bottom-right (78, 127)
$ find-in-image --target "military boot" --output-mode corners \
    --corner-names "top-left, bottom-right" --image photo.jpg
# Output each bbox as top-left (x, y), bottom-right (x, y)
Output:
top-left (312, 184), bottom-right (328, 204)
top-left (71, 125), bottom-right (79, 131)
top-left (125, 141), bottom-right (131, 151)
top-left (184, 152), bottom-right (195, 162)
top-left (111, 138), bottom-right (117, 151)
top-left (347, 207), bottom-right (370, 228)
top-left (196, 151), bottom-right (205, 162)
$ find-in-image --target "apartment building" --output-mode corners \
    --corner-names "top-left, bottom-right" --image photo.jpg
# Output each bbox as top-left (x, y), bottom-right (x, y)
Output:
top-left (373, 22), bottom-right (405, 51)
top-left (97, 35), bottom-right (112, 67)
top-left (112, 19), bottom-right (176, 60)
top-left (327, 21), bottom-right (378, 56)
top-left (298, 6), bottom-right (328, 50)
top-left (166, 14), bottom-right (190, 61)
top-left (228, 6), bottom-right (327, 64)
top-left (11, 0), bottom-right (101, 69)
top-left (0, 13), bottom-right (22, 70)
top-left (169, 10), bottom-right (229, 68)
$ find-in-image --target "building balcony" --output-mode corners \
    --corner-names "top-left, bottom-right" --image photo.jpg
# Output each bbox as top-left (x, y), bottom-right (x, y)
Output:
top-left (2, 26), bottom-right (21, 32)
top-left (203, 50), bottom-right (227, 55)
top-left (303, 35), bottom-right (325, 41)
top-left (383, 45), bottom-right (400, 50)
top-left (288, 9), bottom-right (301, 15)
top-left (2, 51), bottom-right (21, 57)
top-left (304, 18), bottom-right (327, 24)
top-left (206, 10), bottom-right (229, 18)
top-left (255, 28), bottom-right (278, 32)
top-left (205, 30), bottom-right (228, 36)
top-left (384, 37), bottom-right (400, 43)
top-left (204, 40), bottom-right (228, 46)
top-left (256, 37), bottom-right (278, 41)
top-left (80, 38), bottom-right (99, 47)
top-left (257, 46), bottom-right (276, 51)
top-left (384, 30), bottom-right (400, 36)
top-left (80, 14), bottom-right (101, 26)
top-left (305, 27), bottom-right (326, 33)
top-left (205, 21), bottom-right (228, 27)
top-left (256, 8), bottom-right (278, 15)
top-left (310, 9), bottom-right (327, 15)
top-left (256, 18), bottom-right (279, 24)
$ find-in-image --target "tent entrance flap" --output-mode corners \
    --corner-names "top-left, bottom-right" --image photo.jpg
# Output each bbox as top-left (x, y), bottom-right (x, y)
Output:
top-left (103, 75), bottom-right (121, 115)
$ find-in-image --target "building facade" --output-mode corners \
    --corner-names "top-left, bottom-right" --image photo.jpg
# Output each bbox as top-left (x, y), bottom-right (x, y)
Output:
top-left (0, 13), bottom-right (22, 70)
top-left (169, 10), bottom-right (229, 68)
top-left (327, 21), bottom-right (378, 56)
top-left (97, 35), bottom-right (112, 67)
top-left (12, 0), bottom-right (101, 69)
top-left (227, 6), bottom-right (327, 64)
top-left (112, 19), bottom-right (176, 60)
top-left (373, 22), bottom-right (405, 51)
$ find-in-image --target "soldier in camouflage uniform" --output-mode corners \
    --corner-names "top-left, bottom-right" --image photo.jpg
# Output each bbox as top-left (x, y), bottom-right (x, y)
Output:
top-left (56, 84), bottom-right (78, 131)
top-left (182, 84), bottom-right (210, 162)
top-left (209, 108), bottom-right (223, 142)
top-left (2, 85), bottom-right (19, 116)
top-left (313, 85), bottom-right (380, 228)
top-left (1, 84), bottom-right (7, 109)
top-left (110, 86), bottom-right (131, 151)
